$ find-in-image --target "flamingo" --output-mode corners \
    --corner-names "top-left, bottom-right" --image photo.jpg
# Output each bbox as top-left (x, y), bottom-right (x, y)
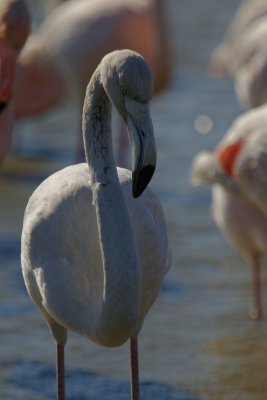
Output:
top-left (0, 0), bottom-right (30, 164)
top-left (25, 0), bottom-right (67, 30)
top-left (191, 103), bottom-right (267, 319)
top-left (231, 16), bottom-right (267, 108)
top-left (209, 0), bottom-right (267, 77)
top-left (211, 13), bottom-right (267, 109)
top-left (21, 49), bottom-right (171, 400)
top-left (208, 1), bottom-right (267, 109)
top-left (13, 0), bottom-right (172, 164)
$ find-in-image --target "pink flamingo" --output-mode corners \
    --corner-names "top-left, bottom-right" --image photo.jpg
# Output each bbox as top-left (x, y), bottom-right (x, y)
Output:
top-left (0, 0), bottom-right (30, 165)
top-left (13, 0), bottom-right (172, 164)
top-left (191, 103), bottom-right (267, 319)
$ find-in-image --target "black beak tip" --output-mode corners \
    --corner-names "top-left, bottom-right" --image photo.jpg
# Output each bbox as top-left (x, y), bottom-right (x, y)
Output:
top-left (132, 165), bottom-right (155, 198)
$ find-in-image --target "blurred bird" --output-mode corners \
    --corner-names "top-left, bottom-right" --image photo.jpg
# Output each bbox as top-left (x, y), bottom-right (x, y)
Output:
top-left (21, 49), bottom-right (170, 400)
top-left (26, 0), bottom-right (67, 29)
top-left (231, 16), bottom-right (267, 108)
top-left (191, 103), bottom-right (267, 319)
top-left (209, 0), bottom-right (267, 77)
top-left (210, 5), bottom-right (267, 109)
top-left (0, 0), bottom-right (30, 164)
top-left (13, 0), bottom-right (172, 164)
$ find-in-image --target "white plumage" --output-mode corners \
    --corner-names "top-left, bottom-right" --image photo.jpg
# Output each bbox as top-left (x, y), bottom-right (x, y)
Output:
top-left (21, 49), bottom-right (170, 400)
top-left (191, 103), bottom-right (267, 320)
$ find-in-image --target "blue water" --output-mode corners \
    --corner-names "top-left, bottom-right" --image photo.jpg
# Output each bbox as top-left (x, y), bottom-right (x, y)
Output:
top-left (5, 359), bottom-right (197, 400)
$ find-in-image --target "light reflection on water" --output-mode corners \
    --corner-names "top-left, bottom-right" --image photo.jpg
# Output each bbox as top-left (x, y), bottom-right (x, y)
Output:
top-left (1, 0), bottom-right (267, 399)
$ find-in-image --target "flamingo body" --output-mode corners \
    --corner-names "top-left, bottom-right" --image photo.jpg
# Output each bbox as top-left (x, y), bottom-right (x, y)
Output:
top-left (21, 49), bottom-right (170, 399)
top-left (21, 164), bottom-right (169, 347)
top-left (15, 0), bottom-right (172, 116)
top-left (218, 105), bottom-right (267, 214)
top-left (211, 185), bottom-right (267, 262)
top-left (231, 16), bottom-right (267, 108)
top-left (208, 0), bottom-right (267, 108)
top-left (209, 0), bottom-right (267, 77)
top-left (191, 103), bottom-right (267, 318)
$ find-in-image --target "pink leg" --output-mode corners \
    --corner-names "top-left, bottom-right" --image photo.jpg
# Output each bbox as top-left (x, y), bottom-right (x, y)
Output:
top-left (130, 337), bottom-right (140, 400)
top-left (249, 255), bottom-right (262, 320)
top-left (56, 343), bottom-right (65, 400)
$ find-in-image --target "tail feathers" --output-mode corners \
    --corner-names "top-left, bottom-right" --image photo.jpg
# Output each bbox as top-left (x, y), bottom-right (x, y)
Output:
top-left (191, 151), bottom-right (221, 185)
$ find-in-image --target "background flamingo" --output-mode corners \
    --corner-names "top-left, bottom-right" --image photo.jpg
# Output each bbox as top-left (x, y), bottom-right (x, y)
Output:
top-left (21, 49), bottom-right (170, 400)
top-left (0, 0), bottom-right (30, 164)
top-left (208, 0), bottom-right (267, 109)
top-left (231, 16), bottom-right (267, 108)
top-left (209, 0), bottom-right (267, 77)
top-left (11, 0), bottom-right (172, 165)
top-left (191, 103), bottom-right (267, 319)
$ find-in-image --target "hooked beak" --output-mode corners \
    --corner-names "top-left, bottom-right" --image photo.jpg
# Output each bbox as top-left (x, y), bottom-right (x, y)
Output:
top-left (125, 97), bottom-right (156, 198)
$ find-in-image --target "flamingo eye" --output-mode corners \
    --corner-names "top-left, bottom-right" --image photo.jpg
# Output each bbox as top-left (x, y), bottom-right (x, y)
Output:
top-left (120, 86), bottom-right (126, 95)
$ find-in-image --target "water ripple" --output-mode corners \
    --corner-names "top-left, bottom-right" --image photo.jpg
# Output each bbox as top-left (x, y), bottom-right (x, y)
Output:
top-left (5, 359), bottom-right (199, 400)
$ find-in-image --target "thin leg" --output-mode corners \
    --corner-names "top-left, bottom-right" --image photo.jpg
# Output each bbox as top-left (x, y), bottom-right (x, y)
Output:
top-left (56, 343), bottom-right (65, 400)
top-left (249, 255), bottom-right (262, 320)
top-left (130, 337), bottom-right (140, 400)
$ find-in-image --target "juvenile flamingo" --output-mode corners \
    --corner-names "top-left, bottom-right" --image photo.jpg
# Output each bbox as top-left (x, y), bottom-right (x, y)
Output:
top-left (21, 49), bottom-right (170, 400)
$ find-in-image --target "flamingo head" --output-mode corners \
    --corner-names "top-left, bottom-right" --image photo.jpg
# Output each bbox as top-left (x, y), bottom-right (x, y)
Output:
top-left (101, 50), bottom-right (156, 198)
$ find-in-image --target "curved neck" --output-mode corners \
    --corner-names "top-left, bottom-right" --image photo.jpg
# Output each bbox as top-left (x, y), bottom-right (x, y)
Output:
top-left (82, 69), bottom-right (141, 346)
top-left (83, 68), bottom-right (115, 185)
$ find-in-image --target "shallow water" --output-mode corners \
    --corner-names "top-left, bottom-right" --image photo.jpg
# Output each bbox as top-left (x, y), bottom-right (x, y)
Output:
top-left (2, 0), bottom-right (267, 399)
